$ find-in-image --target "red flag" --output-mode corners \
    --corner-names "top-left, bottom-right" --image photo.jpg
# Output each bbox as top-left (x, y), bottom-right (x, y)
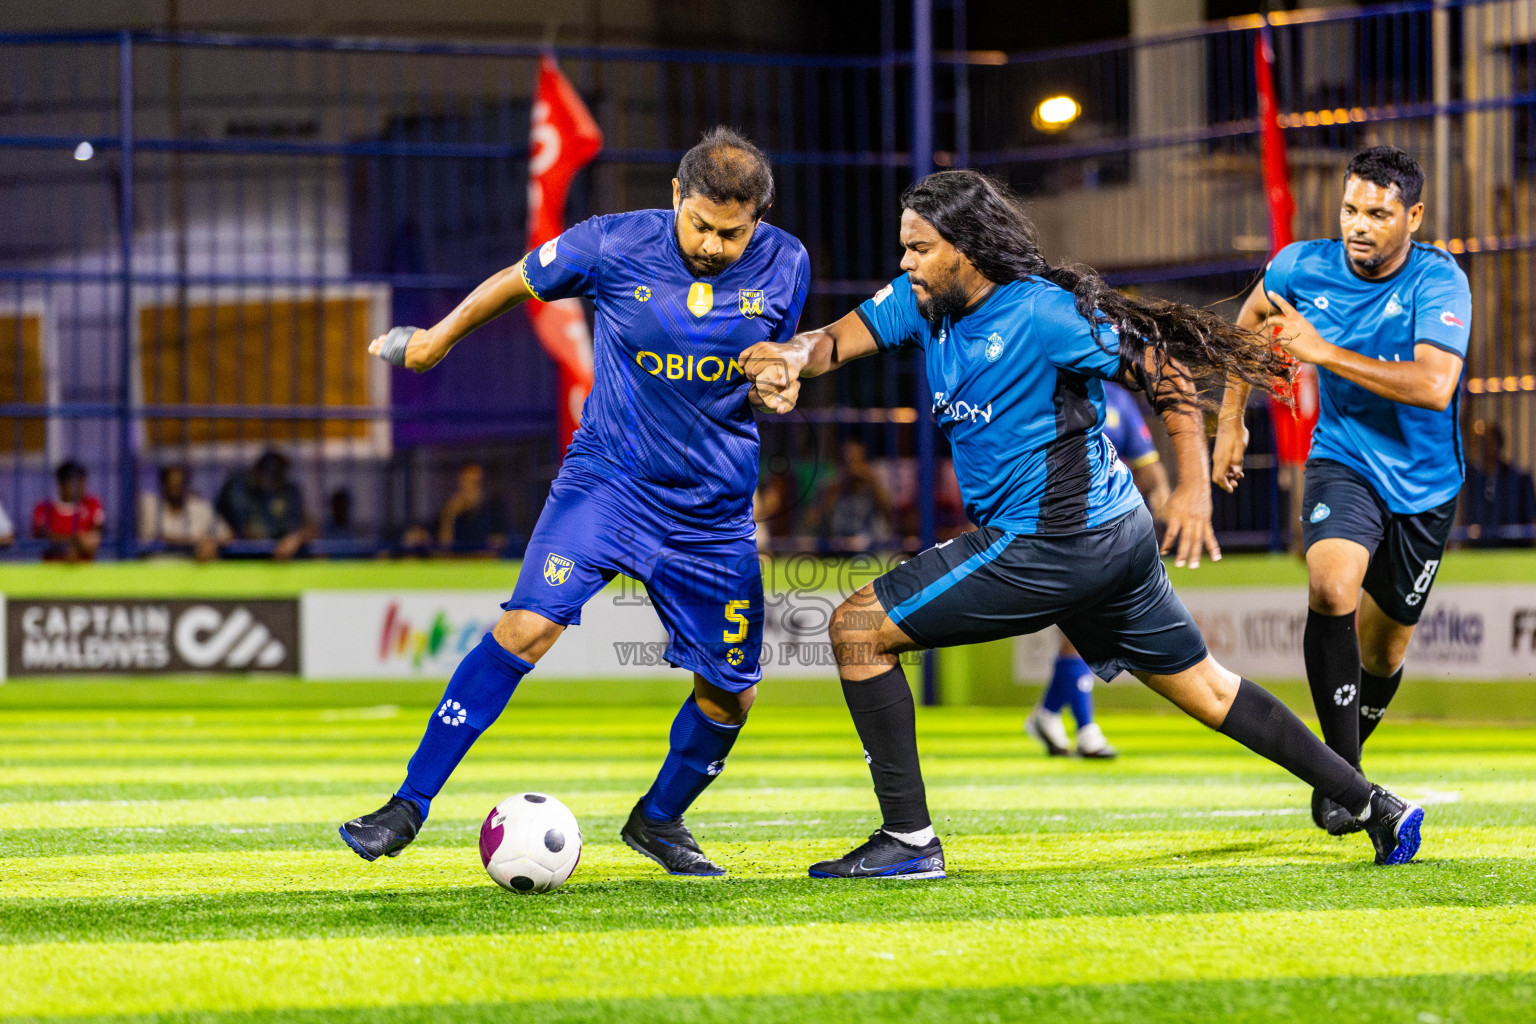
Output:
top-left (1255, 25), bottom-right (1318, 467)
top-left (526, 55), bottom-right (603, 457)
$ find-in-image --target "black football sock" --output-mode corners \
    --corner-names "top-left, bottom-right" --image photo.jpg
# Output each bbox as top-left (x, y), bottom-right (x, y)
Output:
top-left (1304, 609), bottom-right (1362, 765)
top-left (841, 665), bottom-right (931, 833)
top-left (1219, 678), bottom-right (1372, 815)
top-left (1359, 666), bottom-right (1404, 749)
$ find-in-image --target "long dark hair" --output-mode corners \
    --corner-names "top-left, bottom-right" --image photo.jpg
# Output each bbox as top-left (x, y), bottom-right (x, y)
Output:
top-left (901, 170), bottom-right (1289, 410)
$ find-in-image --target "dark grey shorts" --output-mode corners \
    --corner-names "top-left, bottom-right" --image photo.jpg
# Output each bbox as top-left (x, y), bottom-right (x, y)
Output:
top-left (1300, 458), bottom-right (1457, 626)
top-left (872, 506), bottom-right (1208, 681)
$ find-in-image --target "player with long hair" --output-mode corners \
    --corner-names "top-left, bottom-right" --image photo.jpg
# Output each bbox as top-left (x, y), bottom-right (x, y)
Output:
top-left (740, 169), bottom-right (1425, 878)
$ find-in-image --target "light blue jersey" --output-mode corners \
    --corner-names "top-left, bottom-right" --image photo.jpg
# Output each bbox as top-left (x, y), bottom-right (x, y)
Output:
top-left (1265, 239), bottom-right (1471, 513)
top-left (857, 273), bottom-right (1142, 534)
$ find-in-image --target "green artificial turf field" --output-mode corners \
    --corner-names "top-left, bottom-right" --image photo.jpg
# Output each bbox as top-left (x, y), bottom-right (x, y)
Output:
top-left (1, 683), bottom-right (1534, 1023)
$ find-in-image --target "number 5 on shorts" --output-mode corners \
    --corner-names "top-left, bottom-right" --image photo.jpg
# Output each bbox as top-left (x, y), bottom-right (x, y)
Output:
top-left (723, 600), bottom-right (750, 642)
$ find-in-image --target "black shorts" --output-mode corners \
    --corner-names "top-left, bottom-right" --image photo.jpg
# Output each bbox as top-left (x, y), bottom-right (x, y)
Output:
top-left (1300, 458), bottom-right (1457, 626)
top-left (872, 506), bottom-right (1208, 682)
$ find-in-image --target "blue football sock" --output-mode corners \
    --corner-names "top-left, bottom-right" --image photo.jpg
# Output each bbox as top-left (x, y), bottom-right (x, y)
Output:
top-left (1043, 654), bottom-right (1089, 715)
top-left (640, 695), bottom-right (743, 823)
top-left (1069, 668), bottom-right (1096, 728)
top-left (396, 633), bottom-right (532, 820)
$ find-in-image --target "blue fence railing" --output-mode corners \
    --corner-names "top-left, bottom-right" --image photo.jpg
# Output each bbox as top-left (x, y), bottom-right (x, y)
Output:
top-left (1, 0), bottom-right (1533, 566)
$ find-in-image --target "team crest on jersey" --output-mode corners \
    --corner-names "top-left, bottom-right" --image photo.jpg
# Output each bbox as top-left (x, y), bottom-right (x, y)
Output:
top-left (1310, 503), bottom-right (1331, 523)
top-left (738, 289), bottom-right (765, 319)
top-left (539, 238), bottom-right (559, 267)
top-left (1440, 310), bottom-right (1465, 328)
top-left (984, 332), bottom-right (1005, 362)
top-left (634, 285), bottom-right (652, 302)
top-left (1312, 295), bottom-right (1330, 310)
top-left (687, 282), bottom-right (714, 317)
top-left (1383, 293), bottom-right (1404, 318)
top-left (543, 553), bottom-right (575, 586)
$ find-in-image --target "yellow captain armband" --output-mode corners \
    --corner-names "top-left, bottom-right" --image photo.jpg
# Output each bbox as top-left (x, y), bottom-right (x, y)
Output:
top-left (519, 258), bottom-right (549, 302)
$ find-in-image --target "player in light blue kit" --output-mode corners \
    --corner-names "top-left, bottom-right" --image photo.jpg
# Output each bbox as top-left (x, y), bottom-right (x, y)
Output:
top-left (744, 169), bottom-right (1426, 877)
top-left (339, 128), bottom-right (811, 875)
top-left (1025, 381), bottom-right (1169, 758)
top-left (1213, 147), bottom-right (1471, 835)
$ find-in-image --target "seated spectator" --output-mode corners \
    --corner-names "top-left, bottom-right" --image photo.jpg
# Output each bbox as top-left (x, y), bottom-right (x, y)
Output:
top-left (138, 464), bottom-right (230, 561)
top-left (216, 449), bottom-right (316, 561)
top-left (437, 462), bottom-right (508, 556)
top-left (32, 460), bottom-right (103, 562)
top-left (396, 521), bottom-right (436, 557)
top-left (0, 497), bottom-right (12, 549)
top-left (323, 488), bottom-right (355, 541)
top-left (1463, 421), bottom-right (1536, 547)
top-left (805, 439), bottom-right (893, 553)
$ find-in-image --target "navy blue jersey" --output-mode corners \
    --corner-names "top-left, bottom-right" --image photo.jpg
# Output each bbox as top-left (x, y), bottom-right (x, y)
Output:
top-left (522, 210), bottom-right (810, 528)
top-left (1102, 382), bottom-right (1159, 470)
top-left (1265, 239), bottom-right (1471, 513)
top-left (857, 273), bottom-right (1142, 534)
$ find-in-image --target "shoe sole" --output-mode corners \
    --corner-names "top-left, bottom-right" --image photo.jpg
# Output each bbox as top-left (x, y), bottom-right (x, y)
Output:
top-left (337, 825), bottom-right (379, 862)
top-left (1076, 748), bottom-right (1118, 759)
top-left (808, 868), bottom-right (947, 880)
top-left (620, 828), bottom-right (726, 876)
top-left (1025, 716), bottom-right (1070, 757)
top-left (1384, 806), bottom-right (1424, 866)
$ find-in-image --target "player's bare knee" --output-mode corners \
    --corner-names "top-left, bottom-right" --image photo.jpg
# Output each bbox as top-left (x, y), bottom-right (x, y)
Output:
top-left (695, 678), bottom-right (754, 724)
top-left (829, 600), bottom-right (877, 661)
top-left (1142, 658), bottom-right (1238, 728)
top-left (1360, 642), bottom-right (1407, 679)
top-left (1183, 672), bottom-right (1236, 727)
top-left (492, 609), bottom-right (564, 663)
top-left (1307, 579), bottom-right (1358, 616)
top-left (1203, 663), bottom-right (1241, 708)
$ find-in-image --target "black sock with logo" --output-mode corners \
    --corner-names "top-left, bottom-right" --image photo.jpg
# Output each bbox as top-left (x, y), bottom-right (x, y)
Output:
top-left (1219, 678), bottom-right (1372, 815)
top-left (1359, 666), bottom-right (1404, 749)
top-left (841, 665), bottom-right (931, 833)
top-left (1304, 609), bottom-right (1362, 765)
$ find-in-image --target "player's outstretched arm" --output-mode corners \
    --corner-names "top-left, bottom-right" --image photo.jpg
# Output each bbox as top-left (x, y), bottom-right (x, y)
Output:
top-left (739, 308), bottom-right (881, 414)
top-left (1265, 292), bottom-right (1462, 411)
top-left (1140, 356), bottom-right (1221, 569)
top-left (368, 259), bottom-right (536, 373)
top-left (1212, 281), bottom-right (1274, 493)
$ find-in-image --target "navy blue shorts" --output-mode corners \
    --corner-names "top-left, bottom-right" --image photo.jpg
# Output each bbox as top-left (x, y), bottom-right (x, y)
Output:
top-left (872, 506), bottom-right (1208, 681)
top-left (1300, 458), bottom-right (1457, 626)
top-left (505, 462), bottom-right (764, 692)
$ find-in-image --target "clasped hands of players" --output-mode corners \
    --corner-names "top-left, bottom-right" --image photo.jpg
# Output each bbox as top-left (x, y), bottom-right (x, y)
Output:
top-left (739, 340), bottom-right (805, 414)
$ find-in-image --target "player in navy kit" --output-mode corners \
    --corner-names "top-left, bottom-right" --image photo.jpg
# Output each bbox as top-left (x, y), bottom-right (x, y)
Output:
top-left (1025, 382), bottom-right (1169, 759)
top-left (1212, 147), bottom-right (1471, 835)
top-left (339, 128), bottom-right (810, 875)
top-left (742, 169), bottom-right (1426, 877)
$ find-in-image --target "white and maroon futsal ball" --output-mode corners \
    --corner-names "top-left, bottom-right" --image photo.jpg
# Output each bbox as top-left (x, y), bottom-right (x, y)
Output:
top-left (479, 793), bottom-right (582, 894)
